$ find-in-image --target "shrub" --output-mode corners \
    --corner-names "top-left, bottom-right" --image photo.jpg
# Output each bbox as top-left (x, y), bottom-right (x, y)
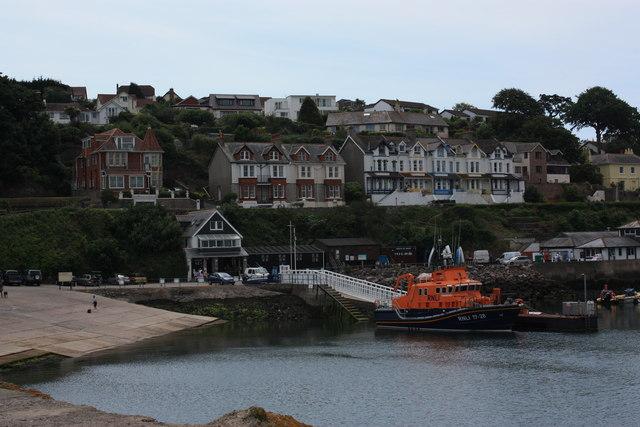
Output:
top-left (523, 186), bottom-right (544, 203)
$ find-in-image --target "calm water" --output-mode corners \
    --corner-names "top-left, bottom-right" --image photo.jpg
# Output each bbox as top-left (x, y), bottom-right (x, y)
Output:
top-left (7, 305), bottom-right (640, 426)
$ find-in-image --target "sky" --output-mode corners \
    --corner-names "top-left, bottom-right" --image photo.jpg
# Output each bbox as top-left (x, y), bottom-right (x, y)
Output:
top-left (2, 0), bottom-right (639, 139)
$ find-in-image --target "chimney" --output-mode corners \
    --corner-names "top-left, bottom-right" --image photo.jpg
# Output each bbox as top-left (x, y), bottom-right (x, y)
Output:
top-left (624, 147), bottom-right (634, 155)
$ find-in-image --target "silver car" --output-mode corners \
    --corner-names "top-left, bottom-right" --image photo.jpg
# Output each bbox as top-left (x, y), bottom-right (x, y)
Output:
top-left (506, 255), bottom-right (533, 266)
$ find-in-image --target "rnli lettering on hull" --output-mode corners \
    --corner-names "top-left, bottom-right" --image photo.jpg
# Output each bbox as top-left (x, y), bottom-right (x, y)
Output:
top-left (374, 306), bottom-right (520, 331)
top-left (457, 313), bottom-right (486, 321)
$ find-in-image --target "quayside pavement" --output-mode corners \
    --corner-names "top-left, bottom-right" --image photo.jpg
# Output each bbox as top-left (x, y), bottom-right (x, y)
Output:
top-left (0, 285), bottom-right (219, 364)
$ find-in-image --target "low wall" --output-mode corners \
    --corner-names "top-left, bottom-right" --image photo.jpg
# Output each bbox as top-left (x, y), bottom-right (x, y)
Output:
top-left (534, 260), bottom-right (640, 283)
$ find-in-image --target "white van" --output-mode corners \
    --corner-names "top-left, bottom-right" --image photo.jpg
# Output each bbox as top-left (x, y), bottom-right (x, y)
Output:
top-left (496, 251), bottom-right (521, 264)
top-left (472, 250), bottom-right (490, 264)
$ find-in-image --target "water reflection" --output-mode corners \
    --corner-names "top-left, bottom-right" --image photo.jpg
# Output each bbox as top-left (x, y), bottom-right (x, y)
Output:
top-left (4, 309), bottom-right (640, 426)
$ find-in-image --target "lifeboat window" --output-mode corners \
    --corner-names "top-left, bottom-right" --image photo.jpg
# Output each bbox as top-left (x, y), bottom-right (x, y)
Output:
top-left (454, 286), bottom-right (459, 292)
top-left (461, 285), bottom-right (467, 291)
top-left (418, 289), bottom-right (422, 295)
top-left (436, 287), bottom-right (440, 294)
top-left (423, 288), bottom-right (428, 295)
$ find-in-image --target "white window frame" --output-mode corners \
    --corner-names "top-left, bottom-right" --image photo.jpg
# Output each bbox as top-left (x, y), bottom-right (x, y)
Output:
top-left (108, 175), bottom-right (124, 189)
top-left (269, 150), bottom-right (279, 161)
top-left (241, 150), bottom-right (250, 161)
top-left (144, 153), bottom-right (161, 167)
top-left (210, 220), bottom-right (223, 231)
top-left (107, 152), bottom-right (127, 167)
top-left (129, 175), bottom-right (145, 189)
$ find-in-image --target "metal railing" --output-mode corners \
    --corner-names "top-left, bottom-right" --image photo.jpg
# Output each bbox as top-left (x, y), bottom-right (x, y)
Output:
top-left (280, 269), bottom-right (405, 304)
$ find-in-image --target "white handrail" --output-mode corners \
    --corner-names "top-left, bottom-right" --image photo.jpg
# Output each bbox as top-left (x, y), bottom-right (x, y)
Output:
top-left (281, 269), bottom-right (405, 304)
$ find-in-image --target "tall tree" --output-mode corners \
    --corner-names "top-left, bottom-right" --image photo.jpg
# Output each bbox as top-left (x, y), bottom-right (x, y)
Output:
top-left (538, 94), bottom-right (573, 120)
top-left (452, 102), bottom-right (476, 112)
top-left (298, 96), bottom-right (324, 126)
top-left (492, 88), bottom-right (543, 116)
top-left (566, 86), bottom-right (638, 146)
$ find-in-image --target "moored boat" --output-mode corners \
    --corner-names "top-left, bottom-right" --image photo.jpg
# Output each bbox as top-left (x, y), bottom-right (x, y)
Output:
top-left (375, 266), bottom-right (522, 332)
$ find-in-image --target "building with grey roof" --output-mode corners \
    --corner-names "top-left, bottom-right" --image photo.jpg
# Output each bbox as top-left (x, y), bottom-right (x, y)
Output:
top-left (326, 111), bottom-right (448, 138)
top-left (208, 140), bottom-right (345, 208)
top-left (203, 94), bottom-right (263, 118)
top-left (365, 99), bottom-right (439, 115)
top-left (540, 230), bottom-right (640, 261)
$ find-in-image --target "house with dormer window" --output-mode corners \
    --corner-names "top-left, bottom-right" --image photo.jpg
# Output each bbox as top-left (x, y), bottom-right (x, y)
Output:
top-left (177, 209), bottom-right (247, 280)
top-left (208, 140), bottom-right (345, 208)
top-left (74, 128), bottom-right (164, 201)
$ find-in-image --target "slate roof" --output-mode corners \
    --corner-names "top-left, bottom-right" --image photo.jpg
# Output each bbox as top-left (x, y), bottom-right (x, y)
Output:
top-left (577, 236), bottom-right (640, 248)
top-left (45, 102), bottom-right (82, 112)
top-left (326, 111), bottom-right (447, 127)
top-left (118, 84), bottom-right (155, 98)
top-left (590, 153), bottom-right (640, 165)
top-left (174, 96), bottom-right (201, 108)
top-left (82, 128), bottom-right (163, 156)
top-left (619, 220), bottom-right (640, 229)
top-left (176, 210), bottom-right (219, 237)
top-left (70, 86), bottom-right (87, 99)
top-left (315, 238), bottom-right (379, 247)
top-left (245, 245), bottom-right (323, 255)
top-left (474, 139), bottom-right (503, 155)
top-left (502, 141), bottom-right (544, 154)
top-left (465, 108), bottom-right (500, 117)
top-left (217, 141), bottom-right (343, 164)
top-left (378, 99), bottom-right (438, 111)
top-left (540, 231), bottom-right (619, 248)
top-left (97, 94), bottom-right (116, 105)
top-left (441, 109), bottom-right (470, 118)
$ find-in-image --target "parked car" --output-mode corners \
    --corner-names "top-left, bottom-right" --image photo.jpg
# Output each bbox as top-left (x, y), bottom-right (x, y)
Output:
top-left (585, 254), bottom-right (603, 262)
top-left (242, 267), bottom-right (270, 284)
top-left (90, 271), bottom-right (103, 286)
top-left (107, 274), bottom-right (131, 285)
top-left (472, 250), bottom-right (490, 264)
top-left (3, 270), bottom-right (24, 286)
top-left (496, 251), bottom-right (522, 264)
top-left (208, 272), bottom-right (235, 285)
top-left (72, 274), bottom-right (92, 286)
top-left (505, 255), bottom-right (533, 266)
top-left (23, 269), bottom-right (42, 286)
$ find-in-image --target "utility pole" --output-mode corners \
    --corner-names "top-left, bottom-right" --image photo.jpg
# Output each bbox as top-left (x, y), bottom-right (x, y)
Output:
top-left (288, 222), bottom-right (293, 269)
top-left (293, 225), bottom-right (298, 270)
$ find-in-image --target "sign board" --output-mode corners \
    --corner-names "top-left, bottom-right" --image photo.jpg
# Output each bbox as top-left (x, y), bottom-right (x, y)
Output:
top-left (58, 272), bottom-right (73, 283)
top-left (357, 254), bottom-right (368, 261)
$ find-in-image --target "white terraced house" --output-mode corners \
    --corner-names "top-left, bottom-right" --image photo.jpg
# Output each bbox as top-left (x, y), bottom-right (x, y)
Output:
top-left (208, 140), bottom-right (346, 208)
top-left (339, 134), bottom-right (524, 206)
top-left (264, 95), bottom-right (337, 120)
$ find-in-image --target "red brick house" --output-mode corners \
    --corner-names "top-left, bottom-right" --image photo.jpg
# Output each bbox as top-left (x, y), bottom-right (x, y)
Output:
top-left (74, 128), bottom-right (164, 198)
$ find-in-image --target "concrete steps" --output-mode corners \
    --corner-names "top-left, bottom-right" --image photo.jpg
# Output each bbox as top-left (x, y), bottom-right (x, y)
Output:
top-left (319, 285), bottom-right (369, 322)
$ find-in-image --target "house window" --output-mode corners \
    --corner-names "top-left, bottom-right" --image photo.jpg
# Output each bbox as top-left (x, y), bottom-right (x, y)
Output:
top-left (515, 166), bottom-right (521, 173)
top-left (324, 151), bottom-right (336, 161)
top-left (535, 151), bottom-right (541, 159)
top-left (326, 185), bottom-right (341, 199)
top-left (269, 150), bottom-right (279, 161)
top-left (241, 165), bottom-right (255, 177)
top-left (632, 167), bottom-right (636, 174)
top-left (312, 253), bottom-right (320, 263)
top-left (129, 175), bottom-right (145, 189)
top-left (365, 124), bottom-right (374, 131)
top-left (241, 150), bottom-right (250, 160)
top-left (272, 184), bottom-right (285, 199)
top-left (414, 146), bottom-right (421, 155)
top-left (107, 152), bottom-right (127, 167)
top-left (272, 165), bottom-right (284, 178)
top-left (300, 185), bottom-right (313, 199)
top-left (327, 166), bottom-right (339, 178)
top-left (399, 160), bottom-right (404, 171)
top-left (210, 220), bottom-right (223, 231)
top-left (218, 98), bottom-right (234, 106)
top-left (144, 153), bottom-right (161, 167)
top-left (241, 185), bottom-right (256, 199)
top-left (115, 136), bottom-right (135, 150)
top-left (507, 163), bottom-right (511, 173)
top-left (108, 175), bottom-right (124, 189)
top-left (149, 172), bottom-right (162, 189)
top-left (536, 166), bottom-right (542, 173)
top-left (238, 99), bottom-right (255, 107)
top-left (524, 152), bottom-right (529, 159)
top-left (379, 124), bottom-right (387, 132)
top-left (620, 166), bottom-right (624, 173)
top-left (300, 166), bottom-right (312, 178)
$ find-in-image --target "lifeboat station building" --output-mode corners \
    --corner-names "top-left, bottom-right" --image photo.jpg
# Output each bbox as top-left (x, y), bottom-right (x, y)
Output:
top-left (177, 209), bottom-right (247, 280)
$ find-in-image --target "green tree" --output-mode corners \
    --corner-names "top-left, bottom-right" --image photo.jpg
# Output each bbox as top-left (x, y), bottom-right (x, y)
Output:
top-left (452, 102), bottom-right (475, 112)
top-left (298, 96), bottom-right (325, 126)
top-left (569, 163), bottom-right (603, 185)
top-left (539, 94), bottom-right (573, 120)
top-left (523, 185), bottom-right (544, 203)
top-left (492, 88), bottom-right (544, 116)
top-left (344, 182), bottom-right (366, 203)
top-left (566, 86), bottom-right (638, 146)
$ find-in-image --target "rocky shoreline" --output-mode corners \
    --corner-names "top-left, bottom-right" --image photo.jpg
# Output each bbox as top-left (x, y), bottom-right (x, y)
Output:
top-left (0, 382), bottom-right (309, 426)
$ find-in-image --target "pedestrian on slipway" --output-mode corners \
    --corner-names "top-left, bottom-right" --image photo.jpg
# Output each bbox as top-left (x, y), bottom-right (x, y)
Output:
top-left (92, 294), bottom-right (97, 310)
top-left (0, 282), bottom-right (4, 298)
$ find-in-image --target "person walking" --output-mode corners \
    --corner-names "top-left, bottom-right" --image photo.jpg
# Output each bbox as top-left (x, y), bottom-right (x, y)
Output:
top-left (0, 282), bottom-right (4, 298)
top-left (92, 295), bottom-right (97, 310)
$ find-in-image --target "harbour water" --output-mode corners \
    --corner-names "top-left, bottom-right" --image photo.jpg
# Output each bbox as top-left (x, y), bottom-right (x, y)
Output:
top-left (6, 304), bottom-right (640, 426)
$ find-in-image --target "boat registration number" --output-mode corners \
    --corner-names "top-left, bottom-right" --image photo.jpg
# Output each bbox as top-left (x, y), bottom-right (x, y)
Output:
top-left (458, 313), bottom-right (486, 322)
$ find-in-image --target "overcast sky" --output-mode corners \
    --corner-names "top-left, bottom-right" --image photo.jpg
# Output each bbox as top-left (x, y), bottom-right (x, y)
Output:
top-left (2, 0), bottom-right (639, 139)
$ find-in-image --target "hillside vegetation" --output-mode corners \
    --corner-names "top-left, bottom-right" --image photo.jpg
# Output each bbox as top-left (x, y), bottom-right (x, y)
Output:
top-left (0, 205), bottom-right (186, 280)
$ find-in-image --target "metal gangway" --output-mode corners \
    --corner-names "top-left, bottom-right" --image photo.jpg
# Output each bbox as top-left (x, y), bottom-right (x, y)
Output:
top-left (280, 269), bottom-right (405, 305)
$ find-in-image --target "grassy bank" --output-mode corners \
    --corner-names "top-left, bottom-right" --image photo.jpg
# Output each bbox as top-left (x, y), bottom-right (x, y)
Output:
top-left (222, 201), bottom-right (640, 253)
top-left (0, 205), bottom-right (186, 280)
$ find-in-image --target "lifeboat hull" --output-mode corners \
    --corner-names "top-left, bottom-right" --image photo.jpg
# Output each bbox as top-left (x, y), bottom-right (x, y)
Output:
top-left (374, 305), bottom-right (521, 332)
